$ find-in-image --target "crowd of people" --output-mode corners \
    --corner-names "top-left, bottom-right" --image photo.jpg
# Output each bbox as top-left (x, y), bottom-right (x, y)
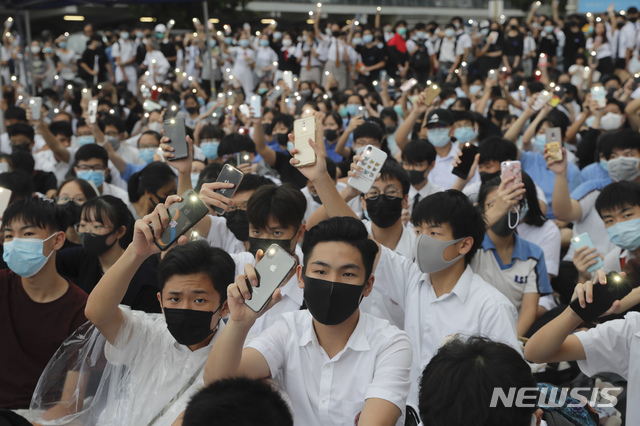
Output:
top-left (3, 2), bottom-right (640, 425)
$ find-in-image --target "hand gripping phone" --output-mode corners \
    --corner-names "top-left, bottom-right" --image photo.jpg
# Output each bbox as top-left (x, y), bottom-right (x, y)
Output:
top-left (164, 117), bottom-right (188, 161)
top-left (153, 189), bottom-right (209, 251)
top-left (347, 145), bottom-right (388, 193)
top-left (452, 142), bottom-right (479, 179)
top-left (545, 127), bottom-right (563, 161)
top-left (501, 160), bottom-right (523, 200)
top-left (293, 117), bottom-right (317, 167)
top-left (591, 86), bottom-right (606, 109)
top-left (88, 99), bottom-right (99, 125)
top-left (212, 164), bottom-right (244, 215)
top-left (570, 232), bottom-right (603, 273)
top-left (245, 244), bottom-right (297, 313)
top-left (570, 272), bottom-right (632, 322)
top-left (423, 84), bottom-right (441, 105)
top-left (29, 97), bottom-right (42, 120)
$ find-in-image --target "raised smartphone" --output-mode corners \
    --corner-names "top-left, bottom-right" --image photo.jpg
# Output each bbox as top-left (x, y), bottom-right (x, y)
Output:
top-left (423, 84), bottom-right (441, 106)
top-left (400, 78), bottom-right (418, 93)
top-left (571, 232), bottom-right (604, 273)
top-left (153, 189), bottom-right (210, 251)
top-left (545, 127), bottom-right (563, 161)
top-left (212, 164), bottom-right (244, 215)
top-left (164, 117), bottom-right (188, 161)
top-left (347, 145), bottom-right (388, 194)
top-left (244, 244), bottom-right (297, 313)
top-left (283, 71), bottom-right (294, 90)
top-left (236, 151), bottom-right (252, 166)
top-left (452, 142), bottom-right (479, 179)
top-left (501, 160), bottom-right (523, 200)
top-left (87, 99), bottom-right (98, 125)
top-left (570, 272), bottom-right (631, 322)
top-left (591, 86), bottom-right (606, 109)
top-left (29, 97), bottom-right (42, 121)
top-left (293, 116), bottom-right (317, 167)
top-left (82, 88), bottom-right (92, 100)
top-left (250, 95), bottom-right (262, 118)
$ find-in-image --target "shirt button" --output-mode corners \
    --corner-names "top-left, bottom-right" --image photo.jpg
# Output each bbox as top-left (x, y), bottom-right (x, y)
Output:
top-left (324, 364), bottom-right (330, 369)
top-left (425, 327), bottom-right (431, 332)
top-left (321, 398), bottom-right (327, 403)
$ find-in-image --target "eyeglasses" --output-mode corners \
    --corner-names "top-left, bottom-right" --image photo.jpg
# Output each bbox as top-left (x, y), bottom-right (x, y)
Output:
top-left (74, 223), bottom-right (112, 235)
top-left (57, 196), bottom-right (86, 205)
top-left (364, 187), bottom-right (401, 200)
top-left (76, 164), bottom-right (106, 171)
top-left (228, 202), bottom-right (249, 211)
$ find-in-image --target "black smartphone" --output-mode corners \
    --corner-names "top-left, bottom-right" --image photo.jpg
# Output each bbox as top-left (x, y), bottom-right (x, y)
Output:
top-left (245, 244), bottom-right (297, 313)
top-left (452, 142), bottom-right (479, 179)
top-left (569, 272), bottom-right (632, 322)
top-left (212, 164), bottom-right (244, 215)
top-left (164, 117), bottom-right (188, 161)
top-left (153, 189), bottom-right (210, 251)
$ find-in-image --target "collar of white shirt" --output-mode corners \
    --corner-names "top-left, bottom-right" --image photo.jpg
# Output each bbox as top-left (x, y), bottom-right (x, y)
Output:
top-left (427, 264), bottom-right (474, 304)
top-left (298, 310), bottom-right (371, 353)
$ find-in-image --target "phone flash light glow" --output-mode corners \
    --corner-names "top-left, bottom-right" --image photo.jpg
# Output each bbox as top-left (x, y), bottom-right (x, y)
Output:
top-left (613, 275), bottom-right (622, 283)
top-left (170, 119), bottom-right (175, 124)
top-left (268, 248), bottom-right (277, 256)
top-left (190, 195), bottom-right (198, 202)
top-left (67, 84), bottom-right (73, 90)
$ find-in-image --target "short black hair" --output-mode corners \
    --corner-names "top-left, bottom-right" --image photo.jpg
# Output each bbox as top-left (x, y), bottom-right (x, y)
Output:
top-left (195, 162), bottom-right (224, 193)
top-left (419, 336), bottom-right (536, 426)
top-left (452, 110), bottom-right (476, 125)
top-left (401, 139), bottom-right (436, 165)
top-left (236, 173), bottom-right (273, 194)
top-left (379, 160), bottom-right (410, 195)
top-left (478, 136), bottom-right (518, 164)
top-left (49, 121), bottom-right (73, 138)
top-left (325, 157), bottom-right (337, 181)
top-left (413, 190), bottom-right (485, 264)
top-left (247, 184), bottom-right (306, 231)
top-left (271, 113), bottom-right (294, 132)
top-left (353, 122), bottom-right (383, 144)
top-left (98, 114), bottom-right (126, 134)
top-left (157, 240), bottom-right (235, 299)
top-left (302, 217), bottom-right (379, 280)
top-left (199, 124), bottom-right (225, 140)
top-left (127, 162), bottom-right (176, 202)
top-left (5, 106), bottom-right (26, 121)
top-left (75, 144), bottom-right (109, 167)
top-left (182, 378), bottom-right (293, 426)
top-left (81, 195), bottom-right (134, 249)
top-left (3, 196), bottom-right (69, 233)
top-left (0, 170), bottom-right (34, 202)
top-left (596, 181), bottom-right (640, 217)
top-left (7, 123), bottom-right (35, 142)
top-left (601, 129), bottom-right (640, 159)
top-left (217, 134), bottom-right (256, 157)
top-left (379, 107), bottom-right (399, 123)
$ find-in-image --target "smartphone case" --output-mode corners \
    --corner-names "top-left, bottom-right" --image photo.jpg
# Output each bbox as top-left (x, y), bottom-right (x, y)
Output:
top-left (501, 161), bottom-right (523, 200)
top-left (250, 95), bottom-right (262, 118)
top-left (154, 189), bottom-right (209, 251)
top-left (570, 233), bottom-right (604, 273)
top-left (29, 97), bottom-right (42, 120)
top-left (591, 86), bottom-right (606, 108)
top-left (283, 71), bottom-right (294, 90)
top-left (293, 117), bottom-right (317, 167)
top-left (347, 145), bottom-right (388, 194)
top-left (545, 127), bottom-right (563, 161)
top-left (213, 164), bottom-right (244, 215)
top-left (569, 273), bottom-right (631, 322)
top-left (452, 142), bottom-right (479, 179)
top-left (400, 78), bottom-right (418, 93)
top-left (88, 100), bottom-right (99, 125)
top-left (245, 244), bottom-right (297, 313)
top-left (164, 117), bottom-right (188, 161)
top-left (423, 85), bottom-right (442, 105)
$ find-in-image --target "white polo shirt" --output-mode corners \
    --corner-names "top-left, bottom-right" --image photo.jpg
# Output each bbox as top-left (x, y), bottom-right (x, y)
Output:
top-left (246, 310), bottom-right (413, 426)
top-left (575, 312), bottom-right (640, 421)
top-left (563, 190), bottom-right (616, 261)
top-left (373, 246), bottom-right (519, 406)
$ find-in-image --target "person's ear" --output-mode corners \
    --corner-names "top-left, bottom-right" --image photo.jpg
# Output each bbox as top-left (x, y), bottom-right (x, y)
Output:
top-left (458, 236), bottom-right (474, 256)
top-left (53, 230), bottom-right (66, 250)
top-left (295, 224), bottom-right (306, 243)
top-left (402, 193), bottom-right (409, 210)
top-left (362, 274), bottom-right (375, 297)
top-left (157, 292), bottom-right (163, 311)
top-left (219, 300), bottom-right (230, 318)
top-left (296, 264), bottom-right (305, 289)
top-left (115, 225), bottom-right (126, 240)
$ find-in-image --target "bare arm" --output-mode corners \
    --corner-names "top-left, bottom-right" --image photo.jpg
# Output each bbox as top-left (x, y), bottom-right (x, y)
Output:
top-left (522, 104), bottom-right (552, 150)
top-left (358, 399), bottom-right (402, 426)
top-left (524, 308), bottom-right (586, 363)
top-left (335, 115), bottom-right (364, 158)
top-left (548, 147), bottom-right (583, 222)
top-left (517, 293), bottom-right (539, 336)
top-left (625, 95), bottom-right (640, 131)
top-left (252, 111), bottom-right (277, 166)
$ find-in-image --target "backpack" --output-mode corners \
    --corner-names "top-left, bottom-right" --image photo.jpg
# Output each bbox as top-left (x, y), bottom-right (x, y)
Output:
top-left (410, 43), bottom-right (430, 70)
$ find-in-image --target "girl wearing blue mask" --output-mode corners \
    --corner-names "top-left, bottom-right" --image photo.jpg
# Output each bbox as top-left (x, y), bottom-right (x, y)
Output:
top-left (127, 162), bottom-right (177, 220)
top-left (136, 131), bottom-right (161, 164)
top-left (254, 35), bottom-right (278, 82)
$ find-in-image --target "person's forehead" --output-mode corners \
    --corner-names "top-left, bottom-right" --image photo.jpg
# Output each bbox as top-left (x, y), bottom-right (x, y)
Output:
top-left (162, 273), bottom-right (217, 295)
top-left (371, 176), bottom-right (402, 190)
top-left (601, 204), bottom-right (639, 216)
top-left (454, 119), bottom-right (473, 127)
top-left (60, 181), bottom-right (83, 195)
top-left (3, 218), bottom-right (47, 233)
top-left (139, 134), bottom-right (159, 145)
top-left (78, 158), bottom-right (105, 165)
top-left (417, 221), bottom-right (453, 233)
top-left (307, 241), bottom-right (365, 269)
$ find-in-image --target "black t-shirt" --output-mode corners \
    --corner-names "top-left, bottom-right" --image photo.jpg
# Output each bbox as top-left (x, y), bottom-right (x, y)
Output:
top-left (160, 41), bottom-right (177, 67)
top-left (357, 45), bottom-right (385, 67)
top-left (537, 34), bottom-right (558, 57)
top-left (79, 47), bottom-right (109, 82)
top-left (273, 151), bottom-right (308, 189)
top-left (563, 29), bottom-right (586, 59)
top-left (503, 33), bottom-right (524, 57)
top-left (56, 246), bottom-right (161, 313)
top-left (32, 170), bottom-right (57, 195)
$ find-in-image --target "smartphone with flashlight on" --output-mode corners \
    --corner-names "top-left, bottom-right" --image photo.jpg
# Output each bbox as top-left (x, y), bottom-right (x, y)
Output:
top-left (500, 160), bottom-right (523, 200)
top-left (211, 164), bottom-right (244, 215)
top-left (244, 244), bottom-right (297, 313)
top-left (152, 189), bottom-right (210, 251)
top-left (452, 142), bottom-right (479, 179)
top-left (164, 117), bottom-right (188, 161)
top-left (569, 272), bottom-right (631, 322)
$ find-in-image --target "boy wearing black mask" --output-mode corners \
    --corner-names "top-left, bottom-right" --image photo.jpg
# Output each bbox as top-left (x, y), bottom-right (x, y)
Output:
top-left (84, 200), bottom-right (236, 425)
top-left (203, 216), bottom-right (412, 426)
top-left (401, 139), bottom-right (443, 220)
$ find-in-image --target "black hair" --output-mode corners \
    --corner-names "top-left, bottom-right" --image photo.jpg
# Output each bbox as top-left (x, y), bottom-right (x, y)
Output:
top-left (195, 162), bottom-right (224, 193)
top-left (302, 217), bottom-right (379, 280)
top-left (10, 150), bottom-right (35, 175)
top-left (5, 106), bottom-right (26, 121)
top-left (49, 121), bottom-right (73, 138)
top-left (452, 98), bottom-right (472, 111)
top-left (452, 110), bottom-right (476, 125)
top-left (521, 172), bottom-right (546, 227)
top-left (127, 162), bottom-right (176, 203)
top-left (158, 240), bottom-right (235, 299)
top-left (402, 140), bottom-right (437, 166)
top-left (353, 122), bottom-right (384, 144)
top-left (324, 111), bottom-right (344, 130)
top-left (74, 144), bottom-right (109, 167)
top-left (478, 136), bottom-right (518, 164)
top-left (236, 173), bottom-right (272, 194)
top-left (596, 181), bottom-right (640, 217)
top-left (58, 177), bottom-right (99, 200)
top-left (182, 377), bottom-right (293, 426)
top-left (325, 157), bottom-right (337, 181)
top-left (0, 170), bottom-right (34, 203)
top-left (418, 336), bottom-right (536, 426)
top-left (378, 160), bottom-right (410, 196)
top-left (271, 113), bottom-right (295, 133)
top-left (139, 130), bottom-right (161, 144)
top-left (7, 123), bottom-right (35, 142)
top-left (379, 107), bottom-right (399, 123)
top-left (413, 190), bottom-right (485, 265)
top-left (217, 134), bottom-right (256, 157)
top-left (3, 196), bottom-right (69, 233)
top-left (199, 124), bottom-right (225, 140)
top-left (81, 195), bottom-right (134, 249)
top-left (247, 184), bottom-right (306, 232)
top-left (601, 128), bottom-right (640, 159)
top-left (98, 114), bottom-right (126, 134)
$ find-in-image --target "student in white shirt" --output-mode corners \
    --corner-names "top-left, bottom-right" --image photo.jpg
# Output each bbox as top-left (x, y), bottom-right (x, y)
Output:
top-left (424, 109), bottom-right (467, 189)
top-left (81, 204), bottom-right (237, 426)
top-left (202, 216), bottom-right (412, 426)
top-left (401, 140), bottom-right (444, 218)
top-left (112, 29), bottom-right (138, 94)
top-left (99, 115), bottom-right (144, 166)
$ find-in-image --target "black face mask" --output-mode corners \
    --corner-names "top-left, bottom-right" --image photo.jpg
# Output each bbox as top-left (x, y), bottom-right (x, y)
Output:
top-left (248, 236), bottom-right (295, 256)
top-left (11, 143), bottom-right (30, 152)
top-left (324, 129), bottom-right (339, 141)
top-left (408, 169), bottom-right (427, 186)
top-left (332, 31), bottom-right (342, 38)
top-left (480, 170), bottom-right (500, 183)
top-left (186, 106), bottom-right (198, 114)
top-left (79, 230), bottom-right (118, 257)
top-left (492, 110), bottom-right (508, 122)
top-left (303, 275), bottom-right (366, 325)
top-left (630, 17), bottom-right (638, 23)
top-left (164, 305), bottom-right (222, 346)
top-left (263, 122), bottom-right (273, 135)
top-left (273, 133), bottom-right (289, 146)
top-left (225, 209), bottom-right (249, 242)
top-left (490, 210), bottom-right (518, 237)
top-left (617, 22), bottom-right (625, 29)
top-left (62, 202), bottom-right (83, 225)
top-left (385, 124), bottom-right (397, 134)
top-left (365, 196), bottom-right (403, 228)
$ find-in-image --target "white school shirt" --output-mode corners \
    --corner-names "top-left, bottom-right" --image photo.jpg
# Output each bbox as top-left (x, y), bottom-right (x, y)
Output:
top-left (604, 246), bottom-right (636, 273)
top-left (407, 180), bottom-right (444, 213)
top-left (575, 312), bottom-right (640, 422)
top-left (111, 39), bottom-right (137, 66)
top-left (247, 310), bottom-right (413, 426)
top-left (427, 142), bottom-right (479, 190)
top-left (518, 220), bottom-right (561, 277)
top-left (373, 246), bottom-right (519, 406)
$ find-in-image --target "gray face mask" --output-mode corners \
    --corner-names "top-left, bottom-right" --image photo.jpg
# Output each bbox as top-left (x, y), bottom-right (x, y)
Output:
top-left (490, 208), bottom-right (520, 237)
top-left (105, 135), bottom-right (119, 149)
top-left (608, 156), bottom-right (640, 182)
top-left (414, 233), bottom-right (464, 274)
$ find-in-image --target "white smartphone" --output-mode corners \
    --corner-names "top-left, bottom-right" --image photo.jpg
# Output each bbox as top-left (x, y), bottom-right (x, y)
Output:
top-left (570, 232), bottom-right (604, 273)
top-left (293, 117), bottom-right (317, 166)
top-left (591, 86), bottom-right (606, 109)
top-left (0, 186), bottom-right (11, 225)
top-left (238, 104), bottom-right (250, 117)
top-left (88, 99), bottom-right (98, 125)
top-left (347, 145), bottom-right (388, 194)
top-left (283, 71), bottom-right (294, 90)
top-left (400, 78), bottom-right (418, 92)
top-left (250, 95), bottom-right (262, 118)
top-left (29, 97), bottom-right (42, 120)
top-left (245, 244), bottom-right (297, 313)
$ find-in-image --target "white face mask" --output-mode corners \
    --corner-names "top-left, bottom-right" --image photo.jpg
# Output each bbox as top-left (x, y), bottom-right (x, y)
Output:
top-left (282, 39), bottom-right (292, 47)
top-left (600, 112), bottom-right (623, 131)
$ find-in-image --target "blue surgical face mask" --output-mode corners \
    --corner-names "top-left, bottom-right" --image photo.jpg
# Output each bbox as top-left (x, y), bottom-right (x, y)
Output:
top-left (363, 34), bottom-right (374, 44)
top-left (121, 32), bottom-right (130, 40)
top-left (77, 170), bottom-right (105, 188)
top-left (274, 32), bottom-right (283, 40)
top-left (454, 126), bottom-right (477, 143)
top-left (139, 148), bottom-right (156, 164)
top-left (260, 39), bottom-right (269, 47)
top-left (201, 140), bottom-right (220, 160)
top-left (339, 106), bottom-right (349, 118)
top-left (136, 31), bottom-right (144, 39)
top-left (77, 135), bottom-right (95, 146)
top-left (210, 39), bottom-right (217, 48)
top-left (544, 25), bottom-right (555, 34)
top-left (393, 104), bottom-right (403, 117)
top-left (225, 37), bottom-right (234, 45)
top-left (600, 158), bottom-right (609, 172)
top-left (239, 39), bottom-right (250, 48)
top-left (355, 146), bottom-right (367, 156)
top-left (607, 218), bottom-right (640, 251)
top-left (3, 233), bottom-right (57, 278)
top-left (377, 42), bottom-right (384, 49)
top-left (287, 141), bottom-right (295, 152)
top-left (59, 42), bottom-right (67, 49)
top-left (352, 37), bottom-right (363, 45)
top-left (442, 97), bottom-right (456, 109)
top-left (469, 85), bottom-right (482, 95)
top-left (533, 133), bottom-right (546, 152)
top-left (43, 47), bottom-right (53, 54)
top-left (519, 200), bottom-right (529, 221)
top-left (427, 128), bottom-right (451, 147)
top-left (585, 116), bottom-right (595, 128)
top-left (191, 172), bottom-right (200, 189)
top-left (445, 28), bottom-right (456, 38)
top-left (346, 104), bottom-right (361, 116)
